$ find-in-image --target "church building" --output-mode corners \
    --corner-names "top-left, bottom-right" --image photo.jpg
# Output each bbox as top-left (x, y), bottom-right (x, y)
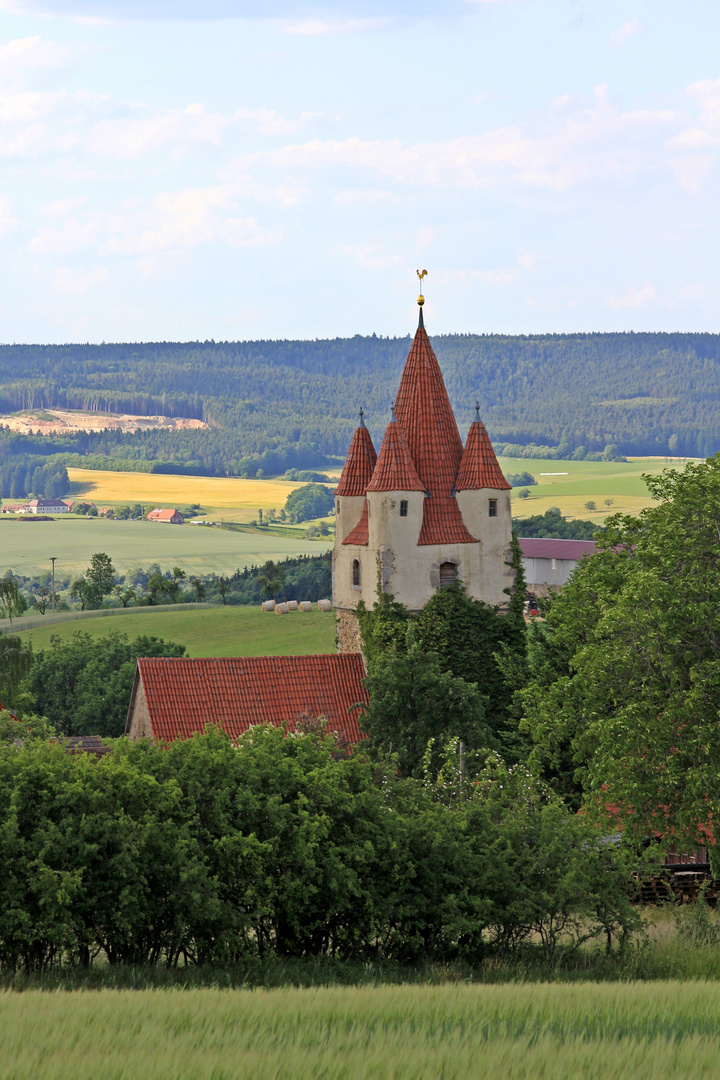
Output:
top-left (333, 291), bottom-right (514, 653)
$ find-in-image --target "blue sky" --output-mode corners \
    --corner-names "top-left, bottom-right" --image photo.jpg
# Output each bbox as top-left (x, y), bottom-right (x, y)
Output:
top-left (0, 0), bottom-right (717, 342)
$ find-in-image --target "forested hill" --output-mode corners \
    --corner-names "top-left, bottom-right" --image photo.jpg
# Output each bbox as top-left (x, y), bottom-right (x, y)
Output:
top-left (1, 331), bottom-right (719, 474)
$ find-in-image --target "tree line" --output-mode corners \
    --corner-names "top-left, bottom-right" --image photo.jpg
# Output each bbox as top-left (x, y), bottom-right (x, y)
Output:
top-left (0, 725), bottom-right (647, 972)
top-left (1, 331), bottom-right (719, 478)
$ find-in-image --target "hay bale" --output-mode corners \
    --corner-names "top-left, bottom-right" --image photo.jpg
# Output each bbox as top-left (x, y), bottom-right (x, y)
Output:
top-left (287, 600), bottom-right (299, 611)
top-left (262, 599), bottom-right (276, 612)
top-left (275, 602), bottom-right (289, 614)
top-left (317, 598), bottom-right (333, 612)
top-left (299, 601), bottom-right (312, 612)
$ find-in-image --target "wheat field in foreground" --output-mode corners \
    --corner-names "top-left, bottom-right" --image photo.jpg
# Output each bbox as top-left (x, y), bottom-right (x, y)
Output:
top-left (3, 982), bottom-right (720, 1079)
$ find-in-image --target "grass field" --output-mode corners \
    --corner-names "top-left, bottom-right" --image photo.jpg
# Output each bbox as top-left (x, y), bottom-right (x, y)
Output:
top-left (0, 517), bottom-right (331, 577)
top-left (502, 455), bottom-right (697, 523)
top-left (12, 604), bottom-right (336, 656)
top-left (2, 981), bottom-right (720, 1079)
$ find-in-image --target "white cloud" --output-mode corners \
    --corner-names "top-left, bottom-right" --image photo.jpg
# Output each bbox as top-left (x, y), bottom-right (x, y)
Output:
top-left (39, 195), bottom-right (87, 217)
top-left (606, 284), bottom-right (656, 309)
top-left (279, 17), bottom-right (391, 34)
top-left (609, 19), bottom-right (643, 48)
top-left (676, 284), bottom-right (706, 299)
top-left (0, 91), bottom-right (64, 122)
top-left (223, 216), bottom-right (280, 247)
top-left (341, 244), bottom-right (402, 269)
top-left (84, 103), bottom-right (319, 160)
top-left (233, 93), bottom-right (682, 194)
top-left (0, 123), bottom-right (47, 156)
top-left (101, 185), bottom-right (279, 255)
top-left (670, 154), bottom-right (715, 193)
top-left (0, 194), bottom-right (17, 234)
top-left (51, 265), bottom-right (109, 295)
top-left (30, 214), bottom-right (101, 253)
top-left (686, 77), bottom-right (720, 132)
top-left (334, 188), bottom-right (392, 204)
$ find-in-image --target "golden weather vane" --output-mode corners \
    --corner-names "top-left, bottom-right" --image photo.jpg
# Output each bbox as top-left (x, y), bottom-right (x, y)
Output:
top-left (416, 269), bottom-right (427, 306)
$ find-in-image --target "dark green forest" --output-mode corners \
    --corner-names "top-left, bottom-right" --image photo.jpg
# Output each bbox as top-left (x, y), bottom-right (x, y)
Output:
top-left (1, 332), bottom-right (719, 484)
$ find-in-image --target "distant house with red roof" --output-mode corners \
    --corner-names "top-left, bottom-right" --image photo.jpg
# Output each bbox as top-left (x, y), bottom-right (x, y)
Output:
top-left (147, 508), bottom-right (184, 524)
top-left (125, 655), bottom-right (367, 746)
top-left (26, 498), bottom-right (70, 514)
top-left (518, 537), bottom-right (597, 595)
top-left (333, 295), bottom-right (514, 651)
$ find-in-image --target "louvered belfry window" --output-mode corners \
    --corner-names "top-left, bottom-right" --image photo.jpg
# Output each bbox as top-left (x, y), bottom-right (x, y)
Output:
top-left (400, 499), bottom-right (408, 517)
top-left (439, 562), bottom-right (457, 588)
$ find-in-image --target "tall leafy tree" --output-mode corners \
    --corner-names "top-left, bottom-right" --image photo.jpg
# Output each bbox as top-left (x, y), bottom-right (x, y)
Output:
top-left (28, 630), bottom-right (186, 737)
top-left (359, 624), bottom-right (491, 777)
top-left (520, 454), bottom-right (720, 863)
top-left (85, 552), bottom-right (116, 605)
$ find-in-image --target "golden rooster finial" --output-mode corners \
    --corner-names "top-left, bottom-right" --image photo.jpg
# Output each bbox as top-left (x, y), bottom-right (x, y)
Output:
top-left (416, 268), bottom-right (427, 306)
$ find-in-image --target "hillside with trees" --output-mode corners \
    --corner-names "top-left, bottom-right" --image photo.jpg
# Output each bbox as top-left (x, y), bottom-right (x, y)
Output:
top-left (1, 332), bottom-right (719, 496)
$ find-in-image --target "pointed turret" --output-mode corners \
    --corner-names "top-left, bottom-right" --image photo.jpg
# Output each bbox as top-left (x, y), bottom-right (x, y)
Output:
top-left (366, 409), bottom-right (425, 492)
top-left (335, 409), bottom-right (377, 497)
top-left (393, 319), bottom-right (474, 544)
top-left (455, 406), bottom-right (511, 491)
top-left (394, 325), bottom-right (463, 499)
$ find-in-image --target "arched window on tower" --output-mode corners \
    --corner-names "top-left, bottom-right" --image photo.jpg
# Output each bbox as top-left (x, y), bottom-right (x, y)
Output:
top-left (352, 559), bottom-right (361, 587)
top-left (439, 562), bottom-right (458, 589)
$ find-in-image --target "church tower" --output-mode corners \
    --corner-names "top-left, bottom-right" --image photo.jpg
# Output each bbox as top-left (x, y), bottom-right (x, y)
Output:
top-left (333, 288), bottom-right (513, 654)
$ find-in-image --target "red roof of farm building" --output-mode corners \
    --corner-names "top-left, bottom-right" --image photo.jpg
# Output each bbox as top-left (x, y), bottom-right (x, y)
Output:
top-left (148, 508), bottom-right (181, 521)
top-left (127, 655), bottom-right (368, 744)
top-left (518, 537), bottom-right (596, 561)
top-left (335, 414), bottom-right (377, 497)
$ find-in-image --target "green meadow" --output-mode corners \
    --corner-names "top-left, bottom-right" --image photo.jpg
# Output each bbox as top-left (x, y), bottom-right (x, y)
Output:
top-left (502, 455), bottom-right (697, 523)
top-left (11, 604), bottom-right (336, 657)
top-left (0, 516), bottom-right (331, 578)
top-left (3, 981), bottom-right (720, 1080)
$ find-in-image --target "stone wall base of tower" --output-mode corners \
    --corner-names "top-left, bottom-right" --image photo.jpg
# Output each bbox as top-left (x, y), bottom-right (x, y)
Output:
top-left (336, 608), bottom-right (364, 655)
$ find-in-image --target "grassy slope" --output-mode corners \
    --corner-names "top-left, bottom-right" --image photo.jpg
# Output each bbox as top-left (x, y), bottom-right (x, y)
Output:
top-left (13, 605), bottom-right (337, 657)
top-left (0, 517), bottom-right (331, 577)
top-left (504, 455), bottom-right (696, 523)
top-left (3, 982), bottom-right (720, 1079)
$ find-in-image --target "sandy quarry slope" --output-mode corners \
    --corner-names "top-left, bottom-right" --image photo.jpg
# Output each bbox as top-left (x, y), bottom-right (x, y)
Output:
top-left (0, 409), bottom-right (208, 435)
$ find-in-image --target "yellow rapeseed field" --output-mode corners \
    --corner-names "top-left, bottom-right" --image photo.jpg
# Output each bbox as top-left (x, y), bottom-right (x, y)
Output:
top-left (67, 469), bottom-right (311, 520)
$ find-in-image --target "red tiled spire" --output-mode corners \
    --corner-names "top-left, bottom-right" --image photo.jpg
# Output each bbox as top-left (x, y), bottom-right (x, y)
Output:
top-left (366, 412), bottom-right (425, 493)
top-left (394, 321), bottom-right (475, 544)
top-left (342, 499), bottom-right (369, 545)
top-left (455, 411), bottom-right (511, 491)
top-left (394, 325), bottom-right (464, 499)
top-left (335, 410), bottom-right (377, 497)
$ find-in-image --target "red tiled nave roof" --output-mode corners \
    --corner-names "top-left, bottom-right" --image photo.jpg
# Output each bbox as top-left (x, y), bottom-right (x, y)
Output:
top-left (455, 419), bottom-right (511, 491)
top-left (335, 421), bottom-right (377, 497)
top-left (342, 499), bottom-right (369, 546)
top-left (366, 418), bottom-right (425, 493)
top-left (130, 655), bottom-right (367, 745)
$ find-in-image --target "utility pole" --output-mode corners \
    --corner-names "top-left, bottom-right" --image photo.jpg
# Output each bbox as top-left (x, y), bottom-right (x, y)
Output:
top-left (50, 557), bottom-right (57, 613)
